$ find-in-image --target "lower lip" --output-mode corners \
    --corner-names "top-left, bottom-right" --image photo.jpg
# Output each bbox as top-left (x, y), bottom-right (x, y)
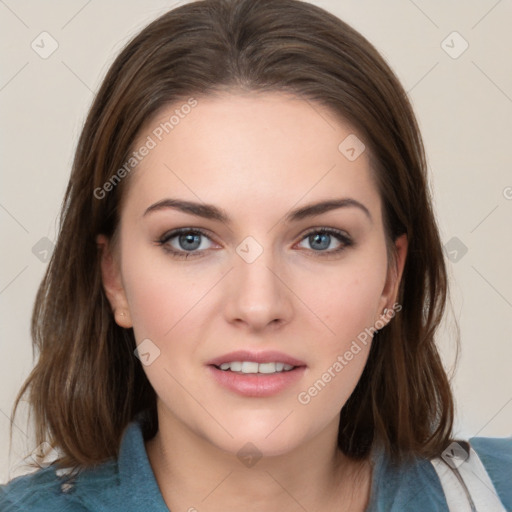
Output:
top-left (207, 365), bottom-right (306, 397)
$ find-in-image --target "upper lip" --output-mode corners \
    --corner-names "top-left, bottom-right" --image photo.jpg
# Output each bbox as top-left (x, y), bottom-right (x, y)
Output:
top-left (207, 350), bottom-right (307, 367)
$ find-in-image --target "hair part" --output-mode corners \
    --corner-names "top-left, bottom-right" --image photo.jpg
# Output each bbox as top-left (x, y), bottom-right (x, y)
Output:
top-left (11, 0), bottom-right (457, 472)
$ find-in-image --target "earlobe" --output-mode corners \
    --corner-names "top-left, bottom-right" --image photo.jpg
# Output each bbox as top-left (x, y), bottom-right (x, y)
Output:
top-left (96, 234), bottom-right (133, 328)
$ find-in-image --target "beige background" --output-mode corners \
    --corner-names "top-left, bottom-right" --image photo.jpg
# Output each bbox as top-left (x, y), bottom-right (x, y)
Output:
top-left (1, 0), bottom-right (511, 483)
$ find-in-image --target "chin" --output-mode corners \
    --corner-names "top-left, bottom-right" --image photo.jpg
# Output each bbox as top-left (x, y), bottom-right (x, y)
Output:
top-left (208, 418), bottom-right (309, 459)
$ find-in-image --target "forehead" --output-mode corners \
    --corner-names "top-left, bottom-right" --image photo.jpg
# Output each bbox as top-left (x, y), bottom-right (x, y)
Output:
top-left (122, 91), bottom-right (381, 223)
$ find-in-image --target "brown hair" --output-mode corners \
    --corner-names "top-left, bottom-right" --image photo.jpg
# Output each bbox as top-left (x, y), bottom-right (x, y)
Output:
top-left (11, 0), bottom-right (456, 471)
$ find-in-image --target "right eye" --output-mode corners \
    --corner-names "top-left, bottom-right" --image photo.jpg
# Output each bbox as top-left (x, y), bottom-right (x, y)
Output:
top-left (156, 228), bottom-right (218, 259)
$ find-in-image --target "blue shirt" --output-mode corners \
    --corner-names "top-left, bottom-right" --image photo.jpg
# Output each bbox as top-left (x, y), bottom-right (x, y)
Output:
top-left (1, 418), bottom-right (511, 511)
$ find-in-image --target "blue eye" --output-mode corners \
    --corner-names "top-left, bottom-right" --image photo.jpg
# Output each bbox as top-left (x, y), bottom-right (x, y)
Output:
top-left (157, 228), bottom-right (215, 259)
top-left (297, 228), bottom-right (352, 254)
top-left (176, 232), bottom-right (202, 251)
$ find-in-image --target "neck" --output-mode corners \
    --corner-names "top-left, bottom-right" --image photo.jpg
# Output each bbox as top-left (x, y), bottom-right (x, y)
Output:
top-left (145, 404), bottom-right (373, 512)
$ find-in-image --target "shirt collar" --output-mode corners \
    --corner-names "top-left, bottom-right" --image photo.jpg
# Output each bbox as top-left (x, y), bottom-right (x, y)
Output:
top-left (116, 416), bottom-right (170, 511)
top-left (73, 413), bottom-right (169, 511)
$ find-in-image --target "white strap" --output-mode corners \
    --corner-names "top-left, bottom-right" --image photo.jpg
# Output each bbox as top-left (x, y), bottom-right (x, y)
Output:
top-left (431, 443), bottom-right (506, 512)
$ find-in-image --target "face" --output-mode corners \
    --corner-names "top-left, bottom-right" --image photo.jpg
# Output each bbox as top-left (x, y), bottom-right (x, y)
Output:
top-left (98, 91), bottom-right (407, 458)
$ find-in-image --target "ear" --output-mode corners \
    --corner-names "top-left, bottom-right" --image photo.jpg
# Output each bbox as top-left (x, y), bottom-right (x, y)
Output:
top-left (375, 234), bottom-right (408, 326)
top-left (96, 234), bottom-right (133, 328)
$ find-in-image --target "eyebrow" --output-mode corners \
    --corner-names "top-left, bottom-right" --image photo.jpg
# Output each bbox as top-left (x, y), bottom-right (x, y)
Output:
top-left (143, 197), bottom-right (372, 223)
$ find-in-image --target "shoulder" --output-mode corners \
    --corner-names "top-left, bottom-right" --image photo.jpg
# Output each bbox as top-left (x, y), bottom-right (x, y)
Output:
top-left (368, 442), bottom-right (449, 510)
top-left (0, 418), bottom-right (165, 512)
top-left (469, 434), bottom-right (512, 508)
top-left (368, 435), bottom-right (512, 511)
top-left (0, 458), bottom-right (119, 512)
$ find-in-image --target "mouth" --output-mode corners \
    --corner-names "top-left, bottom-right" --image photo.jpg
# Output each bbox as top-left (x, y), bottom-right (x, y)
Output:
top-left (206, 350), bottom-right (307, 397)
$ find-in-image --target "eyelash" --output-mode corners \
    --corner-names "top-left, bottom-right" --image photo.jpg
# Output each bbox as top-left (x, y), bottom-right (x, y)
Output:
top-left (155, 227), bottom-right (353, 260)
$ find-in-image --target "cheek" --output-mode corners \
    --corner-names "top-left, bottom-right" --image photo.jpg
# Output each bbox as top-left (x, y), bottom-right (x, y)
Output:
top-left (297, 263), bottom-right (385, 417)
top-left (127, 278), bottom-right (177, 340)
top-left (315, 257), bottom-right (387, 350)
top-left (303, 248), bottom-right (388, 410)
top-left (119, 242), bottom-right (191, 340)
top-left (120, 245), bottom-right (222, 348)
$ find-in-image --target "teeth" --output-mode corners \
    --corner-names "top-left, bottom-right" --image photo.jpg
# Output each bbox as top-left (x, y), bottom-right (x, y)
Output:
top-left (230, 361), bottom-right (242, 372)
top-left (217, 361), bottom-right (296, 374)
top-left (258, 362), bottom-right (276, 374)
top-left (242, 361), bottom-right (259, 373)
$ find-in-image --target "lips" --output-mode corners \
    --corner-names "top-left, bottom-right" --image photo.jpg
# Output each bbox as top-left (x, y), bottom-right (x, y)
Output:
top-left (206, 350), bottom-right (307, 397)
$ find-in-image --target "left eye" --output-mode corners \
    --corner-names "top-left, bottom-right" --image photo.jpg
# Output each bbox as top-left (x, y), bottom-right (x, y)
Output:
top-left (296, 228), bottom-right (352, 253)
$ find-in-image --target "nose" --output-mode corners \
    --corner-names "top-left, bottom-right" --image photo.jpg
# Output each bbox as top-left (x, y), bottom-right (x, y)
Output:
top-left (223, 246), bottom-right (294, 332)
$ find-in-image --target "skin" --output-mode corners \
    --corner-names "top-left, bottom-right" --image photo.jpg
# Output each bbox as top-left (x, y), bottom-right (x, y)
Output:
top-left (98, 91), bottom-right (407, 512)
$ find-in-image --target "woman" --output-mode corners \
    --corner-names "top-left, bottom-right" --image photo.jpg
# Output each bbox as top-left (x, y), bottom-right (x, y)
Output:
top-left (1, 0), bottom-right (510, 510)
